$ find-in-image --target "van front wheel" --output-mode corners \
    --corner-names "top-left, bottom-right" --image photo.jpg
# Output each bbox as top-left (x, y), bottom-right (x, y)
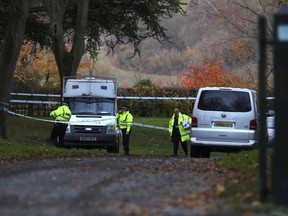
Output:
top-left (107, 139), bottom-right (120, 153)
top-left (190, 146), bottom-right (210, 158)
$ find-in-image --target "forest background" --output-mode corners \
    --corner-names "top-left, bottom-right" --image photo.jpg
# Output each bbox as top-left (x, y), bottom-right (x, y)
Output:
top-left (10, 0), bottom-right (282, 93)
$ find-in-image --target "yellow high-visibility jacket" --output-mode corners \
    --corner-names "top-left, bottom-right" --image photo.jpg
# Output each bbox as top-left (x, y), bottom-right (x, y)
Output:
top-left (50, 105), bottom-right (72, 123)
top-left (117, 111), bottom-right (133, 132)
top-left (168, 112), bottom-right (191, 142)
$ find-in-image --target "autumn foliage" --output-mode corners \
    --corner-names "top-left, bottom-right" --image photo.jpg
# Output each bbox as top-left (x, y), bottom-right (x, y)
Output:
top-left (180, 58), bottom-right (257, 90)
top-left (13, 44), bottom-right (60, 92)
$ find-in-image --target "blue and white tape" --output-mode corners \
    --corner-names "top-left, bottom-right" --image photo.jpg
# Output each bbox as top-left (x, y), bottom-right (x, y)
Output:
top-left (0, 107), bottom-right (8, 112)
top-left (10, 93), bottom-right (61, 97)
top-left (9, 99), bottom-right (60, 104)
top-left (7, 110), bottom-right (59, 124)
top-left (4, 108), bottom-right (167, 130)
top-left (117, 96), bottom-right (196, 100)
top-left (9, 92), bottom-right (275, 101)
top-left (10, 93), bottom-right (195, 103)
top-left (133, 123), bottom-right (168, 131)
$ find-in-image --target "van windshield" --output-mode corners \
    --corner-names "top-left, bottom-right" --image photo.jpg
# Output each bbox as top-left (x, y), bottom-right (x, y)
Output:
top-left (198, 90), bottom-right (251, 112)
top-left (68, 98), bottom-right (115, 115)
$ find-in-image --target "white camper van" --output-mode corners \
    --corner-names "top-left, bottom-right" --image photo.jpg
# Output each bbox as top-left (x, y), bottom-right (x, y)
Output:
top-left (190, 87), bottom-right (258, 158)
top-left (62, 77), bottom-right (120, 153)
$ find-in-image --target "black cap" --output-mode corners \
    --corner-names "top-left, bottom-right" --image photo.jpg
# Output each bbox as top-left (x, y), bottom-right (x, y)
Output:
top-left (122, 105), bottom-right (129, 110)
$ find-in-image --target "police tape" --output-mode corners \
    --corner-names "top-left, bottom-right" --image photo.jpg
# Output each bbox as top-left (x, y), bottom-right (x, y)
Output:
top-left (9, 97), bottom-right (195, 105)
top-left (133, 123), bottom-right (168, 131)
top-left (0, 107), bottom-right (8, 112)
top-left (9, 93), bottom-right (196, 105)
top-left (9, 99), bottom-right (60, 104)
top-left (7, 110), bottom-right (58, 124)
top-left (0, 101), bottom-right (9, 106)
top-left (4, 108), bottom-right (168, 130)
top-left (117, 96), bottom-right (196, 100)
top-left (10, 93), bottom-right (61, 97)
top-left (9, 92), bottom-right (276, 102)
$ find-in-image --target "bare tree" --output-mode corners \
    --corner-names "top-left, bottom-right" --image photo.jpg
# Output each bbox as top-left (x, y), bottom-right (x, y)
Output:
top-left (0, 0), bottom-right (29, 139)
top-left (193, 0), bottom-right (288, 89)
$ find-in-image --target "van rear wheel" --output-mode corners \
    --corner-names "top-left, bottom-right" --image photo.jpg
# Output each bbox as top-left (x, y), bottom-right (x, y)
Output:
top-left (190, 146), bottom-right (210, 158)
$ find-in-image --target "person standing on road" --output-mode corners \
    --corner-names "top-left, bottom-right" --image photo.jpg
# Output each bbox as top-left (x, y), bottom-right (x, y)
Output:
top-left (50, 102), bottom-right (72, 147)
top-left (116, 105), bottom-right (133, 156)
top-left (168, 108), bottom-right (191, 157)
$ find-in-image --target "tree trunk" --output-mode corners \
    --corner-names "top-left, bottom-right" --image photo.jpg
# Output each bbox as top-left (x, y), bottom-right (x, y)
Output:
top-left (0, 0), bottom-right (29, 139)
top-left (71, 0), bottom-right (89, 76)
top-left (45, 0), bottom-right (89, 99)
top-left (45, 0), bottom-right (69, 98)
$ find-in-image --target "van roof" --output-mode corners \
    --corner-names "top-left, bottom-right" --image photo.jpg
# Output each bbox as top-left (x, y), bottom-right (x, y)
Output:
top-left (198, 87), bottom-right (256, 93)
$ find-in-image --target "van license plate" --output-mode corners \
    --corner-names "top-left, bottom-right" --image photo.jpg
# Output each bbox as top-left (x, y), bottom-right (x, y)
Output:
top-left (80, 137), bottom-right (97, 141)
top-left (214, 122), bottom-right (234, 128)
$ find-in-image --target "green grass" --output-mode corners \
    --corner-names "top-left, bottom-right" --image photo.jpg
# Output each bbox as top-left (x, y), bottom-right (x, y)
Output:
top-left (219, 149), bottom-right (260, 170)
top-left (1, 116), bottom-right (174, 160)
top-left (217, 149), bottom-right (288, 214)
top-left (135, 117), bottom-right (169, 127)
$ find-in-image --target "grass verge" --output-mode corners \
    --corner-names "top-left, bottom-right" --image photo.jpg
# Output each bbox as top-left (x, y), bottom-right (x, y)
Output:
top-left (1, 116), bottom-right (174, 160)
top-left (218, 149), bottom-right (288, 214)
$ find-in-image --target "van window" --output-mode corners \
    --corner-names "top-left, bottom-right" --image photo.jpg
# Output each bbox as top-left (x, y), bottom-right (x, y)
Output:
top-left (68, 98), bottom-right (115, 115)
top-left (198, 90), bottom-right (251, 112)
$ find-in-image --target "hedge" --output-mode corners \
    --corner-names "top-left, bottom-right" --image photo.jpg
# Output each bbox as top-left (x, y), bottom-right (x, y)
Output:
top-left (118, 87), bottom-right (197, 117)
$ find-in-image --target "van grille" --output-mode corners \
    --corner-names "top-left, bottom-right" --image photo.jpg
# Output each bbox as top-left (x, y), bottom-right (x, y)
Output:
top-left (73, 125), bottom-right (104, 134)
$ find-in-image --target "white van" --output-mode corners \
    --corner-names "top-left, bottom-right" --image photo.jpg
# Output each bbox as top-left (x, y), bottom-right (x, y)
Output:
top-left (190, 87), bottom-right (258, 158)
top-left (62, 77), bottom-right (120, 153)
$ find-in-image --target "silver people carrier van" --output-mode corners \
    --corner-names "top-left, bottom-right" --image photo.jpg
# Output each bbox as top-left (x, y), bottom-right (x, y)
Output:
top-left (190, 87), bottom-right (258, 158)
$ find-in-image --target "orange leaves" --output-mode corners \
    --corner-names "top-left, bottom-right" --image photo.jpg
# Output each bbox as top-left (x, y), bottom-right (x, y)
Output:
top-left (180, 58), bottom-right (257, 89)
top-left (79, 61), bottom-right (92, 69)
top-left (180, 58), bottom-right (228, 89)
top-left (14, 45), bottom-right (60, 90)
top-left (19, 44), bottom-right (30, 61)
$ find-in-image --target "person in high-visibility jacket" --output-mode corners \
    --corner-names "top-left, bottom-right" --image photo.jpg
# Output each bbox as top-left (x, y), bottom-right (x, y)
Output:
top-left (168, 108), bottom-right (191, 157)
top-left (116, 105), bottom-right (133, 156)
top-left (50, 102), bottom-right (72, 147)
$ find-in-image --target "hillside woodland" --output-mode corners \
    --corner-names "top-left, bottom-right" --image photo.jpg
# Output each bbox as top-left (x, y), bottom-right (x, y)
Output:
top-left (107, 0), bottom-right (282, 89)
top-left (9, 0), bottom-right (286, 91)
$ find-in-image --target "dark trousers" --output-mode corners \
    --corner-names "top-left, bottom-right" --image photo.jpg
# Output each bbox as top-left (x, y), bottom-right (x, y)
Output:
top-left (172, 138), bottom-right (188, 156)
top-left (50, 123), bottom-right (67, 147)
top-left (121, 129), bottom-right (130, 154)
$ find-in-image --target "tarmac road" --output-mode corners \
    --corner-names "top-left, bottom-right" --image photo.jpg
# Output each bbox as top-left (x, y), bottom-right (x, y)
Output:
top-left (0, 156), bottom-right (236, 216)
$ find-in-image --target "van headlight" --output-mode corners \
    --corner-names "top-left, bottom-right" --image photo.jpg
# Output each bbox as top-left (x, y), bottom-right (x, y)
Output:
top-left (66, 124), bottom-right (71, 133)
top-left (106, 124), bottom-right (115, 134)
